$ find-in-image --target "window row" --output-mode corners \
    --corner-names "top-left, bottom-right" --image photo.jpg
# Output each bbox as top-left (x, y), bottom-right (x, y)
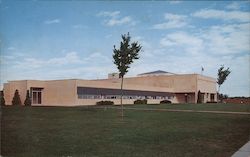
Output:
top-left (78, 94), bottom-right (174, 100)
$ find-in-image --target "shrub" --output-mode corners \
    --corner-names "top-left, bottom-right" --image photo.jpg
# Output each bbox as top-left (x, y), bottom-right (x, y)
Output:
top-left (12, 89), bottom-right (22, 106)
top-left (134, 99), bottom-right (147, 104)
top-left (160, 100), bottom-right (172, 104)
top-left (0, 90), bottom-right (6, 106)
top-left (96, 101), bottom-right (114, 105)
top-left (24, 90), bottom-right (31, 106)
top-left (206, 101), bottom-right (217, 103)
top-left (197, 90), bottom-right (202, 103)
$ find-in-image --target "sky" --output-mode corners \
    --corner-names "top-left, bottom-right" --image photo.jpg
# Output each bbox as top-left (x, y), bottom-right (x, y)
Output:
top-left (0, 0), bottom-right (249, 97)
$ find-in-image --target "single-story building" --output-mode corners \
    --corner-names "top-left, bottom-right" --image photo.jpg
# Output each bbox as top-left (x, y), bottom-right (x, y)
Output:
top-left (3, 70), bottom-right (217, 106)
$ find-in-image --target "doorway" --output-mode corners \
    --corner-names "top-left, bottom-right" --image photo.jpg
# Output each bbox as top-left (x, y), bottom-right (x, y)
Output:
top-left (31, 88), bottom-right (43, 104)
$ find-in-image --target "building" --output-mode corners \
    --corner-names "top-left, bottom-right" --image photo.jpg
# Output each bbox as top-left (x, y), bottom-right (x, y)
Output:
top-left (3, 70), bottom-right (217, 106)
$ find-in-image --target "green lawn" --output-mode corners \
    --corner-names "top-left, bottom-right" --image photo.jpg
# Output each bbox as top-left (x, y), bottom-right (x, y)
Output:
top-left (125, 103), bottom-right (250, 112)
top-left (1, 104), bottom-right (250, 157)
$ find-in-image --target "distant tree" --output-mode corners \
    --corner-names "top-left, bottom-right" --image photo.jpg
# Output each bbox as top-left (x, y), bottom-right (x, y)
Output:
top-left (0, 90), bottom-right (6, 106)
top-left (217, 65), bottom-right (231, 93)
top-left (24, 90), bottom-right (31, 106)
top-left (113, 32), bottom-right (142, 118)
top-left (217, 65), bottom-right (231, 102)
top-left (218, 93), bottom-right (229, 102)
top-left (197, 90), bottom-right (202, 103)
top-left (12, 89), bottom-right (22, 106)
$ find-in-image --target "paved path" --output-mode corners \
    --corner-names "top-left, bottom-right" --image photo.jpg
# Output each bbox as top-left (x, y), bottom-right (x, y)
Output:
top-left (96, 106), bottom-right (250, 115)
top-left (232, 141), bottom-right (250, 157)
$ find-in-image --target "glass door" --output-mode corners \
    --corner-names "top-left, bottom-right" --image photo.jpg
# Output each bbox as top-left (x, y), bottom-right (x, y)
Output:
top-left (31, 88), bottom-right (43, 104)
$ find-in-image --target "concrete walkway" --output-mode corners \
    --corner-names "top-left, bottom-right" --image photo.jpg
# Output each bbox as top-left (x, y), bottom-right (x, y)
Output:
top-left (96, 106), bottom-right (250, 115)
top-left (232, 141), bottom-right (250, 157)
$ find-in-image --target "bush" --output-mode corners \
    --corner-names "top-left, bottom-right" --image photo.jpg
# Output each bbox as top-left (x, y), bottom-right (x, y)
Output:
top-left (12, 89), bottom-right (22, 106)
top-left (0, 90), bottom-right (6, 106)
top-left (96, 101), bottom-right (114, 105)
top-left (24, 90), bottom-right (31, 106)
top-left (206, 101), bottom-right (217, 103)
top-left (134, 99), bottom-right (147, 104)
top-left (197, 90), bottom-right (202, 103)
top-left (160, 100), bottom-right (172, 104)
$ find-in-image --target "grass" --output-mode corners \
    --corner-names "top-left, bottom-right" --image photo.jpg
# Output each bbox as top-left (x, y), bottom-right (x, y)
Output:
top-left (1, 103), bottom-right (250, 157)
top-left (126, 103), bottom-right (250, 112)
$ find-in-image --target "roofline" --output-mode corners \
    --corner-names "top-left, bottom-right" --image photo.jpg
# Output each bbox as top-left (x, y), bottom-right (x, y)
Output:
top-left (7, 79), bottom-right (87, 82)
top-left (138, 71), bottom-right (177, 75)
top-left (5, 73), bottom-right (216, 82)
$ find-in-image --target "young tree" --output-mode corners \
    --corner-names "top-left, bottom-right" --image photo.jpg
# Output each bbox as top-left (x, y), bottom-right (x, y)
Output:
top-left (24, 90), bottom-right (31, 106)
top-left (12, 89), bottom-right (22, 106)
top-left (217, 65), bottom-right (231, 102)
top-left (217, 65), bottom-right (231, 92)
top-left (0, 90), bottom-right (6, 106)
top-left (197, 90), bottom-right (202, 104)
top-left (113, 32), bottom-right (142, 118)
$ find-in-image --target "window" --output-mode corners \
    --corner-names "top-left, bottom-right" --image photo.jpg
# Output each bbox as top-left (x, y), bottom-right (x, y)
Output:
top-left (77, 87), bottom-right (174, 100)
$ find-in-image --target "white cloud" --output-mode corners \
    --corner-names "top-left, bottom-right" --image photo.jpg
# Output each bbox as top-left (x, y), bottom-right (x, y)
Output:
top-left (97, 11), bottom-right (135, 26)
top-left (44, 19), bottom-right (61, 24)
top-left (159, 22), bottom-right (250, 56)
top-left (106, 16), bottom-right (133, 26)
top-left (169, 1), bottom-right (182, 4)
top-left (1, 51), bottom-right (114, 86)
top-left (14, 51), bottom-right (81, 68)
top-left (226, 2), bottom-right (241, 10)
top-left (202, 23), bottom-right (250, 54)
top-left (83, 52), bottom-right (111, 64)
top-left (153, 13), bottom-right (187, 29)
top-left (193, 9), bottom-right (250, 22)
top-left (7, 51), bottom-right (113, 75)
top-left (48, 52), bottom-right (81, 65)
top-left (160, 32), bottom-right (204, 55)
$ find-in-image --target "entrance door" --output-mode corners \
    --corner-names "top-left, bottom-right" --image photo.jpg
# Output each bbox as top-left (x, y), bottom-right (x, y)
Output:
top-left (210, 94), bottom-right (215, 102)
top-left (31, 88), bottom-right (43, 104)
top-left (185, 94), bottom-right (188, 103)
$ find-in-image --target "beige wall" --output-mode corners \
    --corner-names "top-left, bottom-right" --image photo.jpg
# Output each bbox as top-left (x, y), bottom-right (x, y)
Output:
top-left (77, 79), bottom-right (173, 93)
top-left (196, 75), bottom-right (217, 102)
top-left (3, 73), bottom-right (217, 106)
top-left (41, 80), bottom-right (76, 106)
top-left (197, 75), bottom-right (217, 93)
top-left (3, 80), bottom-right (77, 106)
top-left (4, 80), bottom-right (28, 105)
top-left (99, 74), bottom-right (197, 93)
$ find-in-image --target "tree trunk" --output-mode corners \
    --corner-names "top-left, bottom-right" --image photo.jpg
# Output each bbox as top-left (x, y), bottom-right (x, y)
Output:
top-left (120, 76), bottom-right (124, 119)
top-left (218, 85), bottom-right (221, 103)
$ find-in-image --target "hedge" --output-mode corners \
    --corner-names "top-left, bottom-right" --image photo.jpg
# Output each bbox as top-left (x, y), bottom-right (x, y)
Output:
top-left (160, 100), bottom-right (172, 104)
top-left (134, 99), bottom-right (147, 104)
top-left (96, 101), bottom-right (114, 105)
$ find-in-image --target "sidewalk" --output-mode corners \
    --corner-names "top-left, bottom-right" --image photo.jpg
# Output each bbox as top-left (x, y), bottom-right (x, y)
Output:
top-left (232, 141), bottom-right (250, 157)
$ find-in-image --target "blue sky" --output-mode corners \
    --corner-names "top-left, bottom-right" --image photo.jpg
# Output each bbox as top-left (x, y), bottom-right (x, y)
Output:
top-left (0, 0), bottom-right (249, 97)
